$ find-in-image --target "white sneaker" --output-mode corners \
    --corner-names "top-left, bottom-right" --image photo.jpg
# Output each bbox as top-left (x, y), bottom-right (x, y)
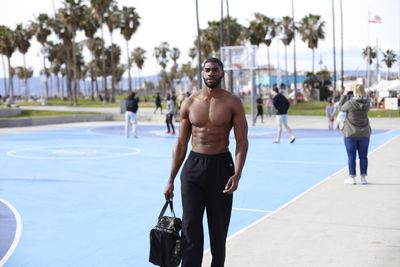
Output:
top-left (344, 177), bottom-right (356, 185)
top-left (360, 177), bottom-right (368, 185)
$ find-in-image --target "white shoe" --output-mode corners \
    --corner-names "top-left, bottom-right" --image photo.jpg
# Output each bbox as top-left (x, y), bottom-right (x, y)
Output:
top-left (360, 177), bottom-right (368, 185)
top-left (344, 177), bottom-right (356, 185)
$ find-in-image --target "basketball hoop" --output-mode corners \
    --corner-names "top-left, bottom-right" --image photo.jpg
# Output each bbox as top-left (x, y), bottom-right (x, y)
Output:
top-left (232, 64), bottom-right (241, 70)
top-left (220, 45), bottom-right (257, 70)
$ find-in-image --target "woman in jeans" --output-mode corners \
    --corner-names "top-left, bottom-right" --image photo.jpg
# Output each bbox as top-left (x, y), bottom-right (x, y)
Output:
top-left (339, 84), bottom-right (371, 185)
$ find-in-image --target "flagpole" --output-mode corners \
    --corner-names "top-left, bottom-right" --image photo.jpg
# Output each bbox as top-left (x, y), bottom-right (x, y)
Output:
top-left (367, 9), bottom-right (371, 87)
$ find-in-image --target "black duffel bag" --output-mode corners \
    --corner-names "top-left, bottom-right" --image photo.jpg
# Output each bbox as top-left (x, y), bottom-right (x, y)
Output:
top-left (149, 200), bottom-right (182, 267)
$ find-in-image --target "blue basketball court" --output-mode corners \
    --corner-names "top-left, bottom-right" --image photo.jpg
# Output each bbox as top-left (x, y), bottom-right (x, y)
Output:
top-left (0, 123), bottom-right (398, 267)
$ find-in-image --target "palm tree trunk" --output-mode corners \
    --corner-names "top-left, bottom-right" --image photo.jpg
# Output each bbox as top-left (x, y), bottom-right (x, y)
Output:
top-left (312, 49), bottom-right (315, 73)
top-left (72, 40), bottom-right (79, 106)
top-left (42, 55), bottom-right (49, 104)
top-left (284, 45), bottom-right (289, 90)
top-left (267, 46), bottom-right (271, 90)
top-left (23, 54), bottom-right (29, 100)
top-left (332, 0), bottom-right (337, 93)
top-left (101, 25), bottom-right (108, 102)
top-left (1, 55), bottom-right (7, 94)
top-left (56, 75), bottom-right (61, 98)
top-left (126, 41), bottom-right (132, 92)
top-left (110, 33), bottom-right (115, 102)
top-left (7, 57), bottom-right (14, 102)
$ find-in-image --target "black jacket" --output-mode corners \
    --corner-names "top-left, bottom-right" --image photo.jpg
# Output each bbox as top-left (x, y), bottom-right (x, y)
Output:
top-left (126, 98), bottom-right (139, 113)
top-left (273, 93), bottom-right (290, 115)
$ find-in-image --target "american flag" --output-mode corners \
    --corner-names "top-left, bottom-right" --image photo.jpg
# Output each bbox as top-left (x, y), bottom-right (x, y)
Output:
top-left (369, 15), bottom-right (382, 23)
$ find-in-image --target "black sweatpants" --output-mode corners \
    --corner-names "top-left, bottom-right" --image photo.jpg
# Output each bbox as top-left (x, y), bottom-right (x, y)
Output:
top-left (180, 151), bottom-right (235, 267)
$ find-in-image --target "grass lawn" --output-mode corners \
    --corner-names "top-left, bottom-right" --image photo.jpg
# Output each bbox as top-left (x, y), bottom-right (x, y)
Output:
top-left (8, 98), bottom-right (400, 118)
top-left (0, 110), bottom-right (99, 119)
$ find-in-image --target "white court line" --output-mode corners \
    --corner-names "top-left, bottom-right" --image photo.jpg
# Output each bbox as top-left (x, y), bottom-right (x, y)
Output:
top-left (247, 158), bottom-right (340, 166)
top-left (204, 133), bottom-right (400, 255)
top-left (232, 207), bottom-right (272, 213)
top-left (0, 198), bottom-right (23, 267)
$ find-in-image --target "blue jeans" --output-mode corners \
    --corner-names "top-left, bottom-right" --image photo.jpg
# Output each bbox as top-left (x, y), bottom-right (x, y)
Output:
top-left (344, 137), bottom-right (370, 176)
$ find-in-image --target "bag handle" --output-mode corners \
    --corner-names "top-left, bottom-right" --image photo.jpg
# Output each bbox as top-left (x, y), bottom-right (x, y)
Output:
top-left (158, 200), bottom-right (176, 220)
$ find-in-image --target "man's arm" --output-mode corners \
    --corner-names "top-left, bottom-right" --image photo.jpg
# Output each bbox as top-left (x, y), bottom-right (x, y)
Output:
top-left (164, 99), bottom-right (192, 200)
top-left (223, 96), bottom-right (249, 194)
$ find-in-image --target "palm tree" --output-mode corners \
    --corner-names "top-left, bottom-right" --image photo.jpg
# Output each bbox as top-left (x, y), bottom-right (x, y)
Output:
top-left (90, 0), bottom-right (114, 101)
top-left (362, 46), bottom-right (377, 85)
top-left (15, 66), bottom-right (33, 97)
top-left (195, 0), bottom-right (202, 88)
top-left (32, 13), bottom-right (52, 103)
top-left (105, 3), bottom-right (121, 102)
top-left (81, 5), bottom-right (100, 100)
top-left (382, 49), bottom-right (397, 80)
top-left (131, 47), bottom-right (146, 90)
top-left (15, 23), bottom-right (34, 100)
top-left (154, 42), bottom-right (171, 92)
top-left (120, 6), bottom-right (140, 92)
top-left (58, 0), bottom-right (86, 106)
top-left (280, 16), bottom-right (294, 90)
top-left (247, 13), bottom-right (277, 89)
top-left (298, 14), bottom-right (326, 73)
top-left (169, 47), bottom-right (181, 89)
top-left (0, 25), bottom-right (17, 102)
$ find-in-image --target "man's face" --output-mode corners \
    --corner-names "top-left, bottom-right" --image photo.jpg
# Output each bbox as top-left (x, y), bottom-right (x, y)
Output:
top-left (202, 62), bottom-right (224, 89)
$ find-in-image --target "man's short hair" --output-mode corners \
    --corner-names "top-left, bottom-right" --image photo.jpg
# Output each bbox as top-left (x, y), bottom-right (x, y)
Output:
top-left (272, 87), bottom-right (279, 93)
top-left (203, 57), bottom-right (224, 71)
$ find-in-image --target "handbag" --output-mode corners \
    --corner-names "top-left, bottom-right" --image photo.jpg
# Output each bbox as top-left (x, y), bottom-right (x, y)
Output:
top-left (149, 200), bottom-right (182, 267)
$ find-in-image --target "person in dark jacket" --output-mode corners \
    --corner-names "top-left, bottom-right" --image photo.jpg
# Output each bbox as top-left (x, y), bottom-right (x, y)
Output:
top-left (154, 92), bottom-right (163, 114)
top-left (339, 84), bottom-right (371, 185)
top-left (271, 87), bottom-right (296, 144)
top-left (125, 92), bottom-right (139, 138)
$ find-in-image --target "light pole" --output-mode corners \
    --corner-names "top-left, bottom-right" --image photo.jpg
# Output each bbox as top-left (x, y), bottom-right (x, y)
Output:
top-left (291, 0), bottom-right (298, 101)
top-left (195, 0), bottom-right (202, 89)
top-left (332, 0), bottom-right (337, 93)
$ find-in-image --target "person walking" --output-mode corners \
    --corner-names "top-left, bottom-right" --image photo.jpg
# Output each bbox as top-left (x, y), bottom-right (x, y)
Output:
top-left (326, 99), bottom-right (335, 130)
top-left (125, 92), bottom-right (139, 138)
top-left (164, 57), bottom-right (248, 267)
top-left (165, 93), bottom-right (176, 135)
top-left (271, 87), bottom-right (296, 144)
top-left (255, 94), bottom-right (264, 123)
top-left (154, 92), bottom-right (163, 114)
top-left (339, 85), bottom-right (371, 185)
top-left (265, 94), bottom-right (274, 117)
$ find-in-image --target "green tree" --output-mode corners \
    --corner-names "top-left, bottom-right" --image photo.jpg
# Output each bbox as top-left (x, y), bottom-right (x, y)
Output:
top-left (362, 46), bottom-right (377, 86)
top-left (32, 13), bottom-right (52, 103)
top-left (81, 5), bottom-right (100, 100)
top-left (105, 3), bottom-right (121, 102)
top-left (382, 49), bottom-right (397, 80)
top-left (15, 23), bottom-right (35, 100)
top-left (120, 6), bottom-right (140, 92)
top-left (131, 47), bottom-right (146, 90)
top-left (298, 14), bottom-right (326, 73)
top-left (90, 0), bottom-right (114, 101)
top-left (0, 25), bottom-right (17, 102)
top-left (247, 13), bottom-right (277, 89)
top-left (280, 16), bottom-right (295, 89)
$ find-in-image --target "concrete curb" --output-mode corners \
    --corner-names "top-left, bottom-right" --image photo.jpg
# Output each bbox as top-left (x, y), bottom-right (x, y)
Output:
top-left (0, 114), bottom-right (113, 128)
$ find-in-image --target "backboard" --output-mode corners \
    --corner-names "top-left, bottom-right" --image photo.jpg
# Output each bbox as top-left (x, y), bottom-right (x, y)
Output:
top-left (220, 45), bottom-right (257, 70)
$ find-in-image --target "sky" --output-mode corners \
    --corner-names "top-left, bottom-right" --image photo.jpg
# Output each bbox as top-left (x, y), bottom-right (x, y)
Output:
top-left (0, 0), bottom-right (399, 78)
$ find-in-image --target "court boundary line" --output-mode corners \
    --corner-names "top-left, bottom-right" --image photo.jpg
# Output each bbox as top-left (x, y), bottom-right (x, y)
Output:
top-left (203, 132), bottom-right (400, 255)
top-left (0, 198), bottom-right (23, 266)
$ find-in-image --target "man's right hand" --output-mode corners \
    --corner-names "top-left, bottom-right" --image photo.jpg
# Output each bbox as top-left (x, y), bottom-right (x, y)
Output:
top-left (164, 182), bottom-right (174, 200)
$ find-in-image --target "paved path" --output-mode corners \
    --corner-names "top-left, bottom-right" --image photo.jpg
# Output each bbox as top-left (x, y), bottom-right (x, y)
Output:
top-left (202, 117), bottom-right (400, 267)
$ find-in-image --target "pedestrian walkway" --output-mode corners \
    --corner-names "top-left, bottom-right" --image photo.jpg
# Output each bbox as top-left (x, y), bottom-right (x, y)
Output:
top-left (202, 125), bottom-right (400, 267)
